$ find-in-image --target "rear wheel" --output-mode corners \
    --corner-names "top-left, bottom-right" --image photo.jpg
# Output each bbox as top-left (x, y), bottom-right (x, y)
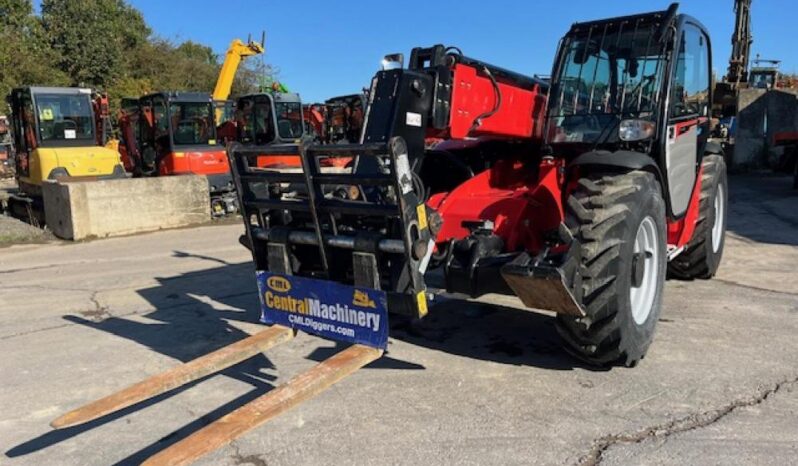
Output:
top-left (557, 171), bottom-right (667, 367)
top-left (668, 154), bottom-right (727, 279)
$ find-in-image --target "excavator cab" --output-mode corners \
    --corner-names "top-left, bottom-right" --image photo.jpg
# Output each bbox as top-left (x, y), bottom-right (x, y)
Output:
top-left (749, 63), bottom-right (780, 89)
top-left (323, 94), bottom-right (366, 144)
top-left (234, 92), bottom-right (305, 169)
top-left (117, 91), bottom-right (237, 215)
top-left (7, 87), bottom-right (125, 196)
top-left (236, 92), bottom-right (304, 144)
top-left (133, 92), bottom-right (230, 186)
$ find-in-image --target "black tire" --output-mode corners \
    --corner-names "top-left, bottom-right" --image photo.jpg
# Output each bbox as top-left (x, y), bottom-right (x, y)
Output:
top-left (557, 171), bottom-right (667, 367)
top-left (668, 154), bottom-right (727, 279)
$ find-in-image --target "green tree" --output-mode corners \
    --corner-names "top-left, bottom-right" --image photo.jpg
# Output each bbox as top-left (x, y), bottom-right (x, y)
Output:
top-left (176, 40), bottom-right (217, 65)
top-left (232, 59), bottom-right (276, 97)
top-left (40, 0), bottom-right (150, 87)
top-left (0, 0), bottom-right (69, 112)
top-left (1, 0), bottom-right (275, 116)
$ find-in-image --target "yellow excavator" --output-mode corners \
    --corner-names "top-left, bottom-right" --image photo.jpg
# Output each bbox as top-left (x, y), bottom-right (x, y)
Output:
top-left (6, 86), bottom-right (126, 223)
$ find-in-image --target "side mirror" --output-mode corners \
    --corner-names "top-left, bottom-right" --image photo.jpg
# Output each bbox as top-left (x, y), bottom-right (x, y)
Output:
top-left (381, 53), bottom-right (404, 71)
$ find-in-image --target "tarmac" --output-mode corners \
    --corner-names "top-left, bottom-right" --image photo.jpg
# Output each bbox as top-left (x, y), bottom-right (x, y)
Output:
top-left (0, 173), bottom-right (796, 465)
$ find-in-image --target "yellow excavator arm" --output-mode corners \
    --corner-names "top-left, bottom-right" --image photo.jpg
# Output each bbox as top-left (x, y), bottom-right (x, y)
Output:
top-left (213, 36), bottom-right (265, 102)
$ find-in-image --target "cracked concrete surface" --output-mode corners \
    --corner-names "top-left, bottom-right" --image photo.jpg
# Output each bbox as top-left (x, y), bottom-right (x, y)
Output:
top-left (581, 377), bottom-right (798, 465)
top-left (0, 174), bottom-right (797, 465)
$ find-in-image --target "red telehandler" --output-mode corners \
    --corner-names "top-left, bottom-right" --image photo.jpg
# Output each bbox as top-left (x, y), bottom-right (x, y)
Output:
top-left (50, 4), bottom-right (727, 464)
top-left (231, 2), bottom-right (727, 364)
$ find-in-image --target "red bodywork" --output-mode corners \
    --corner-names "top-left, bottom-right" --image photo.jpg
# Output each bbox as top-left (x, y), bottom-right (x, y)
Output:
top-left (428, 158), bottom-right (565, 254)
top-left (666, 167), bottom-right (703, 247)
top-left (158, 148), bottom-right (229, 176)
top-left (422, 62), bottom-right (564, 254)
top-left (117, 106), bottom-right (139, 172)
top-left (92, 93), bottom-right (112, 147)
top-left (439, 63), bottom-right (548, 140)
top-left (421, 61), bottom-right (699, 256)
top-left (773, 131), bottom-right (798, 147)
top-left (117, 102), bottom-right (231, 178)
top-left (303, 104), bottom-right (326, 141)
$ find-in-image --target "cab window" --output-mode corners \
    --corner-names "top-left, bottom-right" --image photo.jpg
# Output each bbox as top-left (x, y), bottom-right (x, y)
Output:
top-left (152, 96), bottom-right (169, 141)
top-left (670, 24), bottom-right (710, 119)
top-left (35, 93), bottom-right (95, 142)
top-left (237, 96), bottom-right (276, 145)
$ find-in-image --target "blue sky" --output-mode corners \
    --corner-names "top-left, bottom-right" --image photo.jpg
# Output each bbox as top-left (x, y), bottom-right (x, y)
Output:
top-left (36, 1), bottom-right (798, 102)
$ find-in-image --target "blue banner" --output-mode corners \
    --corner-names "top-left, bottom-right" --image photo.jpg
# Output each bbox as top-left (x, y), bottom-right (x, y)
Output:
top-left (255, 271), bottom-right (389, 349)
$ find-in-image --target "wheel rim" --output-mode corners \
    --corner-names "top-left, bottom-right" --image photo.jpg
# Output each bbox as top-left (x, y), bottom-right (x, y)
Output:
top-left (712, 183), bottom-right (725, 253)
top-left (630, 216), bottom-right (660, 325)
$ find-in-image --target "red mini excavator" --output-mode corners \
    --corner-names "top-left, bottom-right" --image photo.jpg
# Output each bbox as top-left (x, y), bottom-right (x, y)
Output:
top-left (118, 91), bottom-right (238, 215)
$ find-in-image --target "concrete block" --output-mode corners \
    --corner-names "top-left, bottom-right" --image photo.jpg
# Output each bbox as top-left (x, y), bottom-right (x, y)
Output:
top-left (42, 175), bottom-right (211, 240)
top-left (734, 88), bottom-right (798, 169)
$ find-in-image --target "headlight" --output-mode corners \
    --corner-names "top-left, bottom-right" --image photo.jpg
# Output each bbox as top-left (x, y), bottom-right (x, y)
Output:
top-left (619, 119), bottom-right (655, 142)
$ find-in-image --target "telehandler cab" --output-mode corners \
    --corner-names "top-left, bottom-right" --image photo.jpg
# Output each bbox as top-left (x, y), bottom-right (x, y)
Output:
top-left (51, 4), bottom-right (728, 464)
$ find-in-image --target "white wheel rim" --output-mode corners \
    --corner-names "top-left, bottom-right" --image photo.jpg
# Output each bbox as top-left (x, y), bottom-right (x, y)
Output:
top-left (630, 216), bottom-right (660, 325)
top-left (712, 183), bottom-right (725, 253)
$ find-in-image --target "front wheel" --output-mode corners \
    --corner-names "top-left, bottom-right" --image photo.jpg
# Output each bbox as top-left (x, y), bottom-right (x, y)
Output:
top-left (557, 171), bottom-right (667, 367)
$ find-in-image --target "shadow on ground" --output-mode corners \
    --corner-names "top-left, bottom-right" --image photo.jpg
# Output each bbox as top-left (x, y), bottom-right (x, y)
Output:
top-left (5, 245), bottom-right (594, 461)
top-left (726, 174), bottom-right (798, 246)
top-left (5, 255), bottom-right (280, 464)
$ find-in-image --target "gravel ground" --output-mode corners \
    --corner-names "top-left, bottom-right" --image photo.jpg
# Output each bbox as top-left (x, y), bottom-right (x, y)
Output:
top-left (0, 178), bottom-right (52, 247)
top-left (0, 215), bottom-right (50, 246)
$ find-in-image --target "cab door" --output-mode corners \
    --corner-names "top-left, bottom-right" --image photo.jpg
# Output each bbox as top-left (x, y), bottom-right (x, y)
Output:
top-left (665, 23), bottom-right (711, 217)
top-left (9, 89), bottom-right (37, 178)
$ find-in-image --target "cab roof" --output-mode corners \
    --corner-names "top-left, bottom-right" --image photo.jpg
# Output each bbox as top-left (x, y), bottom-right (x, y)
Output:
top-left (141, 91), bottom-right (213, 103)
top-left (23, 87), bottom-right (93, 96)
top-left (568, 3), bottom-right (678, 35)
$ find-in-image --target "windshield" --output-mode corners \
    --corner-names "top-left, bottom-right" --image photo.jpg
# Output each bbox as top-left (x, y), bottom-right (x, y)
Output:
top-left (169, 101), bottom-right (216, 146)
top-left (275, 102), bottom-right (303, 139)
top-left (35, 93), bottom-right (95, 143)
top-left (548, 20), bottom-right (666, 144)
top-left (751, 71), bottom-right (775, 89)
top-left (237, 96), bottom-right (275, 145)
top-left (214, 100), bottom-right (234, 124)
